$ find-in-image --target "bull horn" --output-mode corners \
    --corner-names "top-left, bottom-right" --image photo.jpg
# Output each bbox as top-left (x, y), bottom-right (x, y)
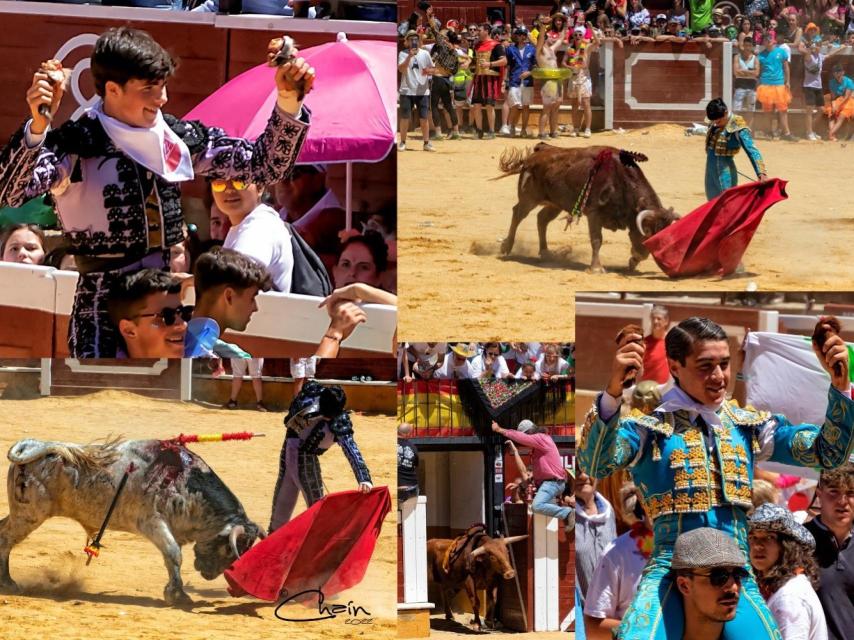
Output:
top-left (501, 535), bottom-right (528, 545)
top-left (470, 547), bottom-right (487, 558)
top-left (636, 209), bottom-right (655, 236)
top-left (229, 524), bottom-right (245, 559)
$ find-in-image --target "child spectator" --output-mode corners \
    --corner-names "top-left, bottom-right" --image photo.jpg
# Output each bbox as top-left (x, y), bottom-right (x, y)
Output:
top-left (0, 224), bottom-right (46, 265)
top-left (733, 39), bottom-right (760, 128)
top-left (798, 38), bottom-right (846, 140)
top-left (749, 504), bottom-right (828, 640)
top-left (825, 63), bottom-right (854, 141)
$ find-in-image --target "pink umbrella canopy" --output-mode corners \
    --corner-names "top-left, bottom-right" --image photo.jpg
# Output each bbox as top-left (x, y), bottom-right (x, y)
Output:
top-left (184, 36), bottom-right (396, 164)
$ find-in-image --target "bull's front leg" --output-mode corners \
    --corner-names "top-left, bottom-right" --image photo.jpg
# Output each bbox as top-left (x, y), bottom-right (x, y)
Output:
top-left (536, 205), bottom-right (562, 260)
top-left (486, 582), bottom-right (500, 629)
top-left (586, 216), bottom-right (606, 273)
top-left (140, 519), bottom-right (192, 606)
top-left (627, 227), bottom-right (649, 272)
top-left (463, 576), bottom-right (482, 630)
top-left (501, 199), bottom-right (535, 256)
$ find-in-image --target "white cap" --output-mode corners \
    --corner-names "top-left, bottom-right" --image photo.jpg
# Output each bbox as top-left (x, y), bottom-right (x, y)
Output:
top-left (573, 26), bottom-right (585, 35)
top-left (517, 420), bottom-right (536, 433)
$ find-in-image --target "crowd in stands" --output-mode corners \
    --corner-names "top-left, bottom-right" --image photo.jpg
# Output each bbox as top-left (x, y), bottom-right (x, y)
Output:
top-left (398, 0), bottom-right (854, 145)
top-left (398, 341), bottom-right (574, 381)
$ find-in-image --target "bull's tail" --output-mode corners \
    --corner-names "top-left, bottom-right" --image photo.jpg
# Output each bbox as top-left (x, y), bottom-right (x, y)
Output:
top-left (618, 150), bottom-right (649, 168)
top-left (491, 147), bottom-right (533, 181)
top-left (8, 438), bottom-right (124, 470)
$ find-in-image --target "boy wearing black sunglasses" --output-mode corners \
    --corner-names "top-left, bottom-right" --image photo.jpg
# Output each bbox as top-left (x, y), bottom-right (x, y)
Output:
top-left (108, 268), bottom-right (190, 358)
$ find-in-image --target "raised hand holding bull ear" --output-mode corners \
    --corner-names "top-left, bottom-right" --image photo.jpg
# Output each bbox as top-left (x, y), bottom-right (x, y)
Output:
top-left (812, 317), bottom-right (850, 392)
top-left (267, 36), bottom-right (316, 115)
top-left (606, 327), bottom-right (645, 399)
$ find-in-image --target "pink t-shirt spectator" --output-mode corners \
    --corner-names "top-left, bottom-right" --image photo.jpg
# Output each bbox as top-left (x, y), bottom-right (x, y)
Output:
top-left (501, 430), bottom-right (565, 483)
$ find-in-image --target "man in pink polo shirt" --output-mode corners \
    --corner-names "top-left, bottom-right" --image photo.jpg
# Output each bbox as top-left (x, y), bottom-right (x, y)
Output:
top-left (491, 419), bottom-right (571, 528)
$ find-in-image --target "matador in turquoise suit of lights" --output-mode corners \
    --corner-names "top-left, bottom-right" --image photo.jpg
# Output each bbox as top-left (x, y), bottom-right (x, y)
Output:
top-left (704, 98), bottom-right (767, 200)
top-left (578, 316), bottom-right (854, 640)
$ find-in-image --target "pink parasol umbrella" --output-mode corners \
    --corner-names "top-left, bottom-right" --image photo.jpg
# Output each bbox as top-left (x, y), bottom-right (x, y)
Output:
top-left (184, 34), bottom-right (396, 229)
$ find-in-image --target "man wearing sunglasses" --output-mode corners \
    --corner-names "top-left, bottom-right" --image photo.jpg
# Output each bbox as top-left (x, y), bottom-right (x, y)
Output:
top-left (673, 528), bottom-right (749, 640)
top-left (108, 268), bottom-right (190, 358)
top-left (579, 316), bottom-right (854, 640)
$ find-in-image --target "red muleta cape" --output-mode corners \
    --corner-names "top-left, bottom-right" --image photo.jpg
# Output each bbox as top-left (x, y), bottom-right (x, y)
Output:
top-left (643, 178), bottom-right (788, 278)
top-left (224, 486), bottom-right (391, 602)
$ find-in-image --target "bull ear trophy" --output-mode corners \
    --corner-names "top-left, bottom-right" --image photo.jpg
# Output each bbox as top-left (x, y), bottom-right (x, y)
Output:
top-left (229, 524), bottom-right (246, 559)
top-left (636, 210), bottom-right (655, 236)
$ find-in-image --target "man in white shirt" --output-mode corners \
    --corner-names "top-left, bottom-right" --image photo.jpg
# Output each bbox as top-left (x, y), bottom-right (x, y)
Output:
top-left (398, 30), bottom-right (436, 152)
top-left (435, 343), bottom-right (476, 379)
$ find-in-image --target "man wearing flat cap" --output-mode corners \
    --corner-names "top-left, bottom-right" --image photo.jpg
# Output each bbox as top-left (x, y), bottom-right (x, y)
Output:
top-left (672, 528), bottom-right (750, 640)
top-left (578, 316), bottom-right (854, 640)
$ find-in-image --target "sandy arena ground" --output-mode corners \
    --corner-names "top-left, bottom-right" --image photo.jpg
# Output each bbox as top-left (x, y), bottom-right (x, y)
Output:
top-left (0, 390), bottom-right (395, 640)
top-left (399, 125), bottom-right (854, 340)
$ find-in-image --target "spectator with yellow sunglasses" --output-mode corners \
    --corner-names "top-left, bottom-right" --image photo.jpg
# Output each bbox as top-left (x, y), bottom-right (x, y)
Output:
top-left (211, 177), bottom-right (295, 293)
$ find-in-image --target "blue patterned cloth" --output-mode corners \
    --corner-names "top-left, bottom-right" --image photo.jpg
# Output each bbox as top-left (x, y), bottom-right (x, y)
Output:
top-left (704, 115), bottom-right (766, 200)
top-left (578, 385), bottom-right (854, 640)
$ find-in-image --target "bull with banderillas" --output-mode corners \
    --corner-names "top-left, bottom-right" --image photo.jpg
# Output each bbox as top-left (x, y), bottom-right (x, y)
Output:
top-left (1, 431), bottom-right (266, 606)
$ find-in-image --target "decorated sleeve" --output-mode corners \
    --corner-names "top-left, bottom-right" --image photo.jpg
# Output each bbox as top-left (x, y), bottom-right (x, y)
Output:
top-left (736, 128), bottom-right (766, 177)
top-left (577, 394), bottom-right (643, 478)
top-left (764, 386), bottom-right (854, 468)
top-left (171, 104), bottom-right (310, 188)
top-left (0, 121), bottom-right (71, 208)
top-left (337, 432), bottom-right (372, 485)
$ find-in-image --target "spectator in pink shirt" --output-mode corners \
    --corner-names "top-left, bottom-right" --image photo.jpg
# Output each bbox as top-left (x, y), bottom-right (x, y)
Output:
top-left (491, 419), bottom-right (571, 529)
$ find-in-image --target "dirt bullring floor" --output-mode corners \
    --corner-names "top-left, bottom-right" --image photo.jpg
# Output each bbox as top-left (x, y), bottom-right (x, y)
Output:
top-left (0, 390), bottom-right (395, 640)
top-left (398, 124), bottom-right (854, 340)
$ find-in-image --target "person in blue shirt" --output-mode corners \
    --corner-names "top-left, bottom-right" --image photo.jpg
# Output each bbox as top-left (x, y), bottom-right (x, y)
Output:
top-left (703, 98), bottom-right (767, 200)
top-left (755, 33), bottom-right (796, 140)
top-left (825, 63), bottom-right (854, 142)
top-left (504, 27), bottom-right (537, 138)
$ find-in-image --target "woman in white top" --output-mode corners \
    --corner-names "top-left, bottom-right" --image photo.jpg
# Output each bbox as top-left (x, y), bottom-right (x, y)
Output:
top-left (536, 343), bottom-right (571, 381)
top-left (212, 177), bottom-right (294, 292)
top-left (748, 503), bottom-right (828, 640)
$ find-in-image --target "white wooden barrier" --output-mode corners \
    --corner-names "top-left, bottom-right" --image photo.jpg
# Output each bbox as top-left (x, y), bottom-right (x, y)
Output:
top-left (0, 263), bottom-right (396, 356)
top-left (400, 495), bottom-right (431, 607)
top-left (532, 512), bottom-right (560, 632)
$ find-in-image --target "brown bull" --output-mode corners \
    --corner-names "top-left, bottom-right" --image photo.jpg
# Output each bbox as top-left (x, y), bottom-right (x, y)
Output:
top-left (427, 525), bottom-right (527, 630)
top-left (496, 143), bottom-right (680, 273)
